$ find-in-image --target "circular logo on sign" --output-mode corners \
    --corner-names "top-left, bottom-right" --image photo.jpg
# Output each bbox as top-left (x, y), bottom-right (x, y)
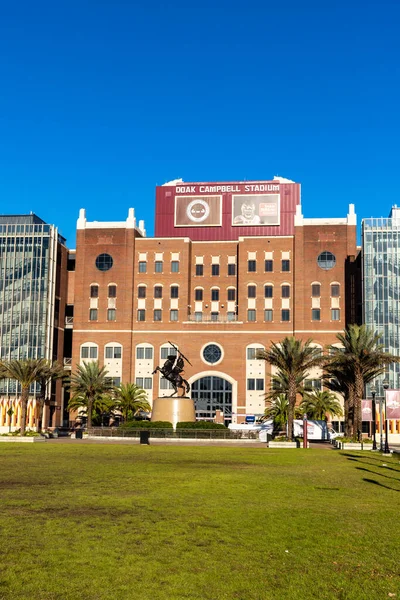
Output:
top-left (186, 199), bottom-right (210, 223)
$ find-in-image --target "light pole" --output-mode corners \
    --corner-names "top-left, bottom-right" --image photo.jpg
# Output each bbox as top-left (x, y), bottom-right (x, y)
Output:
top-left (383, 378), bottom-right (390, 454)
top-left (370, 383), bottom-right (377, 450)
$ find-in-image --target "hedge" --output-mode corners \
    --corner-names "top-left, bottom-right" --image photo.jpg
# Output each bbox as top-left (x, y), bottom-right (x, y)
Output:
top-left (176, 421), bottom-right (227, 429)
top-left (119, 420), bottom-right (173, 429)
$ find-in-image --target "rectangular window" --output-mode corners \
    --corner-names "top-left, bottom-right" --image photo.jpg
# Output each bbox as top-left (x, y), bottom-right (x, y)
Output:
top-left (248, 285), bottom-right (256, 298)
top-left (331, 284), bottom-right (340, 297)
top-left (256, 379), bottom-right (264, 391)
top-left (228, 263), bottom-right (236, 276)
top-left (105, 347), bottom-right (113, 359)
top-left (211, 289), bottom-right (219, 301)
top-left (154, 309), bottom-right (162, 321)
top-left (81, 347), bottom-right (89, 359)
top-left (108, 285), bottom-right (117, 298)
top-left (331, 308), bottom-right (340, 321)
top-left (195, 289), bottom-right (203, 301)
top-left (161, 347), bottom-right (177, 359)
top-left (304, 379), bottom-right (322, 391)
top-left (312, 284), bottom-right (321, 297)
top-left (247, 309), bottom-right (256, 321)
top-left (247, 378), bottom-right (255, 391)
top-left (114, 347), bottom-right (122, 359)
top-left (248, 260), bottom-right (256, 272)
top-left (227, 312), bottom-right (235, 321)
top-left (211, 312), bottom-right (219, 321)
top-left (227, 288), bottom-right (235, 301)
top-left (137, 309), bottom-right (146, 321)
top-left (196, 264), bottom-right (204, 276)
top-left (171, 261), bottom-right (179, 273)
top-left (138, 286), bottom-right (146, 298)
top-left (112, 377), bottom-right (121, 387)
top-left (136, 377), bottom-right (144, 388)
top-left (264, 285), bottom-right (273, 298)
top-left (265, 260), bottom-right (273, 272)
top-left (170, 309), bottom-right (178, 321)
top-left (89, 309), bottom-right (98, 321)
top-left (281, 309), bottom-right (290, 322)
top-left (312, 309), bottom-right (321, 321)
top-left (264, 309), bottom-right (273, 321)
top-left (170, 286), bottom-right (179, 299)
top-left (195, 311), bottom-right (203, 322)
top-left (212, 264), bottom-right (220, 276)
top-left (90, 285), bottom-right (99, 298)
top-left (107, 309), bottom-right (116, 321)
top-left (160, 377), bottom-right (173, 389)
top-left (139, 261), bottom-right (147, 273)
top-left (136, 347), bottom-right (144, 360)
top-left (281, 285), bottom-right (290, 298)
top-left (90, 347), bottom-right (98, 359)
top-left (144, 347), bottom-right (153, 359)
top-left (154, 286), bottom-right (163, 298)
top-left (247, 348), bottom-right (257, 360)
top-left (282, 259), bottom-right (290, 272)
top-left (155, 261), bottom-right (163, 273)
top-left (144, 378), bottom-right (152, 389)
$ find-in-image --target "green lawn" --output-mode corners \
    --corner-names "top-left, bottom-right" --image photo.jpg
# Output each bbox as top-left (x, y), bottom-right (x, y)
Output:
top-left (0, 444), bottom-right (399, 600)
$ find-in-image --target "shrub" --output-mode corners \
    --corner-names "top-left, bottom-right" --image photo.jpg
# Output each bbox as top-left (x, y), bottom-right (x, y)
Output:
top-left (176, 421), bottom-right (227, 429)
top-left (119, 420), bottom-right (173, 429)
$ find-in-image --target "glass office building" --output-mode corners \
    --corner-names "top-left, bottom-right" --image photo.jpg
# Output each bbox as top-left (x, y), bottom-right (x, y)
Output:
top-left (362, 206), bottom-right (400, 392)
top-left (0, 214), bottom-right (65, 394)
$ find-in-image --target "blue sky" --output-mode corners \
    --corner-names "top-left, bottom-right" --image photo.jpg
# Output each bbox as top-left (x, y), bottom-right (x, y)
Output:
top-left (0, 0), bottom-right (399, 246)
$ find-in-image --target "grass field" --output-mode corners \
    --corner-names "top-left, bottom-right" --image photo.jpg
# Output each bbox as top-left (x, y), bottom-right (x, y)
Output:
top-left (0, 444), bottom-right (399, 600)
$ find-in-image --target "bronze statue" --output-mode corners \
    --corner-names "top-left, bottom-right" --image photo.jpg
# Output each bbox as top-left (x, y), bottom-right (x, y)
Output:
top-left (152, 342), bottom-right (191, 397)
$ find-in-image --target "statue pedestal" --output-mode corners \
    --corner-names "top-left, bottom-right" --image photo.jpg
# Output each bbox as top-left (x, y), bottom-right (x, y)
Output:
top-left (151, 396), bottom-right (196, 429)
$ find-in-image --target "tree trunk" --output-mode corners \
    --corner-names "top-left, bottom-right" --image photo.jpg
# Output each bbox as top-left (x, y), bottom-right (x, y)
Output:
top-left (354, 371), bottom-right (364, 441)
top-left (345, 385), bottom-right (355, 438)
top-left (19, 388), bottom-right (29, 436)
top-left (87, 397), bottom-right (93, 429)
top-left (287, 378), bottom-right (296, 441)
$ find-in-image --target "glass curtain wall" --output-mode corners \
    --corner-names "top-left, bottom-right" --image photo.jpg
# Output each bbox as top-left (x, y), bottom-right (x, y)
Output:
top-left (0, 217), bottom-right (59, 394)
top-left (363, 209), bottom-right (400, 393)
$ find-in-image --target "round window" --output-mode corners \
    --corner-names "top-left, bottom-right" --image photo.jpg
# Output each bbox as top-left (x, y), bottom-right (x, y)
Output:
top-left (95, 253), bottom-right (113, 272)
top-left (202, 344), bottom-right (222, 365)
top-left (317, 251), bottom-right (336, 270)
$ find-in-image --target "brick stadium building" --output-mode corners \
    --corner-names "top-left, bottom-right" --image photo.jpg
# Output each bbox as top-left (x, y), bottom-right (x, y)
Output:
top-left (69, 177), bottom-right (360, 426)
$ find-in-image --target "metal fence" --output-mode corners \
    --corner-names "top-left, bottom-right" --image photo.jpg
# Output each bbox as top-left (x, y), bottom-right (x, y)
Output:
top-left (87, 427), bottom-right (259, 440)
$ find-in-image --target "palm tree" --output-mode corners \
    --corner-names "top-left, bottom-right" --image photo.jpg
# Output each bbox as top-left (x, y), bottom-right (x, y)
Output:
top-left (257, 338), bottom-right (324, 441)
top-left (323, 362), bottom-right (355, 437)
top-left (327, 325), bottom-right (400, 437)
top-left (68, 393), bottom-right (116, 426)
top-left (36, 361), bottom-right (68, 431)
top-left (113, 383), bottom-right (151, 422)
top-left (300, 390), bottom-right (343, 421)
top-left (69, 362), bottom-right (114, 429)
top-left (0, 359), bottom-right (47, 435)
top-left (263, 394), bottom-right (303, 433)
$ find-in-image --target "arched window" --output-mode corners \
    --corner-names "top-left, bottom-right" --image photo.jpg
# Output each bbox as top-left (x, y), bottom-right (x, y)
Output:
top-left (195, 287), bottom-right (204, 301)
top-left (80, 343), bottom-right (98, 361)
top-left (211, 288), bottom-right (219, 302)
top-left (104, 343), bottom-right (122, 360)
top-left (311, 282), bottom-right (321, 297)
top-left (108, 283), bottom-right (117, 298)
top-left (136, 343), bottom-right (154, 361)
top-left (331, 282), bottom-right (340, 297)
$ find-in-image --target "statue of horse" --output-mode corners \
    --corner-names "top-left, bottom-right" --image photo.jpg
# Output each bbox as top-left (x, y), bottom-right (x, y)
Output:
top-left (152, 354), bottom-right (190, 397)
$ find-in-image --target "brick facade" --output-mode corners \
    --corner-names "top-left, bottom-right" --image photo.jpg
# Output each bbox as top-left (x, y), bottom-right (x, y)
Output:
top-left (71, 184), bottom-right (359, 424)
